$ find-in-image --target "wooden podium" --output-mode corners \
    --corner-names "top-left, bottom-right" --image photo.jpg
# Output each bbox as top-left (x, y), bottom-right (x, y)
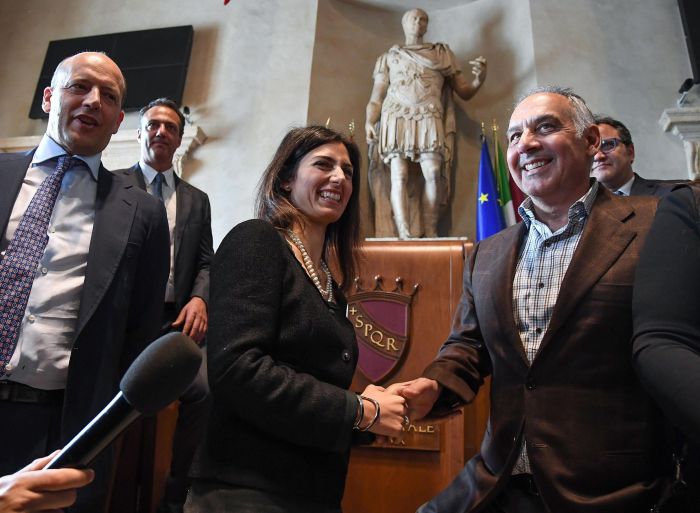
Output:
top-left (342, 239), bottom-right (489, 513)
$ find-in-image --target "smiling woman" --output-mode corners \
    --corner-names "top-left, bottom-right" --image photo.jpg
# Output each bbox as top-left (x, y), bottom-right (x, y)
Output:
top-left (186, 126), bottom-right (409, 513)
top-left (285, 141), bottom-right (354, 235)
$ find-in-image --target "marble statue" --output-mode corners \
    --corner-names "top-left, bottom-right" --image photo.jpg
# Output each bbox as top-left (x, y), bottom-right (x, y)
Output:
top-left (365, 8), bottom-right (487, 238)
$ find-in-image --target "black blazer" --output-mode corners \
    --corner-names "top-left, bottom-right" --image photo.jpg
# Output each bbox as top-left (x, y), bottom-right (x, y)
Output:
top-left (0, 149), bottom-right (170, 512)
top-left (633, 185), bottom-right (700, 443)
top-left (632, 185), bottom-right (700, 509)
top-left (190, 220), bottom-right (358, 510)
top-left (118, 164), bottom-right (213, 309)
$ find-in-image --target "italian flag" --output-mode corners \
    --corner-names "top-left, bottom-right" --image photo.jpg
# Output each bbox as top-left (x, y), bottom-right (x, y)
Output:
top-left (495, 139), bottom-right (525, 226)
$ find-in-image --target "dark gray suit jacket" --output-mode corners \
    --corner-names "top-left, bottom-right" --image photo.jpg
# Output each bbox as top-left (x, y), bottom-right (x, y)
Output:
top-left (118, 164), bottom-right (213, 311)
top-left (630, 173), bottom-right (675, 197)
top-left (0, 149), bottom-right (170, 512)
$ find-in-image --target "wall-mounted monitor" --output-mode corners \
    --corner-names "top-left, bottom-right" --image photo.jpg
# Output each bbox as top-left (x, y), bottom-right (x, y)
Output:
top-left (678, 0), bottom-right (700, 84)
top-left (29, 25), bottom-right (194, 119)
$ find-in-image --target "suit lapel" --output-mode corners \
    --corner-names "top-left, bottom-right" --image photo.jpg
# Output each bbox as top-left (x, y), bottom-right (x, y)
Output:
top-left (75, 166), bottom-right (137, 338)
top-left (484, 223), bottom-right (531, 366)
top-left (132, 164), bottom-right (148, 191)
top-left (537, 190), bottom-right (636, 356)
top-left (631, 173), bottom-right (654, 196)
top-left (173, 176), bottom-right (189, 267)
top-left (0, 151), bottom-right (35, 237)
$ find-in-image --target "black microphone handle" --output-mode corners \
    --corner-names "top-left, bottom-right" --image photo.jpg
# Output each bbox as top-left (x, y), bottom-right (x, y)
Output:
top-left (44, 391), bottom-right (141, 469)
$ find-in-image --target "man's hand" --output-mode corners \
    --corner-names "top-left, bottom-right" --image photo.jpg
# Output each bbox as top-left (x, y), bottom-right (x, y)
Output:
top-left (0, 452), bottom-right (94, 513)
top-left (388, 378), bottom-right (442, 422)
top-left (172, 296), bottom-right (208, 344)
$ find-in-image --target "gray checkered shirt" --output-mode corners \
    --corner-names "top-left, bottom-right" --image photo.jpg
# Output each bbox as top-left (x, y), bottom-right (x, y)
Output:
top-left (511, 180), bottom-right (599, 475)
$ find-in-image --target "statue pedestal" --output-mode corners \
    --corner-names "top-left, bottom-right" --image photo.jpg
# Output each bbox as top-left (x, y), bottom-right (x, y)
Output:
top-left (342, 238), bottom-right (489, 513)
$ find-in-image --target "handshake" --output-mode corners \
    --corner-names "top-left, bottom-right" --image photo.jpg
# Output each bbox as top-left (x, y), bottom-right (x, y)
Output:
top-left (355, 377), bottom-right (443, 439)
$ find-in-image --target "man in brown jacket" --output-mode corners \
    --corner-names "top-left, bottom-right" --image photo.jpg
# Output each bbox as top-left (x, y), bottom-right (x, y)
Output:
top-left (397, 87), bottom-right (671, 513)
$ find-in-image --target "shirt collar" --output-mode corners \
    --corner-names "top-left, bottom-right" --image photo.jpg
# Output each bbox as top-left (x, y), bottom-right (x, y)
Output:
top-left (614, 175), bottom-right (635, 196)
top-left (31, 134), bottom-right (102, 180)
top-left (139, 160), bottom-right (175, 188)
top-left (518, 179), bottom-right (599, 230)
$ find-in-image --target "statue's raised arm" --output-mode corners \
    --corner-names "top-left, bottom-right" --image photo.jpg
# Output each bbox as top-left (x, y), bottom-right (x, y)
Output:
top-left (450, 56), bottom-right (487, 101)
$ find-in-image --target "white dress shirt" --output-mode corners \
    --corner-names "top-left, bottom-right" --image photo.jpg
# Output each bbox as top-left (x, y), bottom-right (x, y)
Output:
top-left (2, 135), bottom-right (100, 390)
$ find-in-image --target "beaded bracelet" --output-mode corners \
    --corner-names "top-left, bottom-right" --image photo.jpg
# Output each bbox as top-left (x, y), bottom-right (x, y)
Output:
top-left (359, 395), bottom-right (380, 432)
top-left (352, 394), bottom-right (364, 430)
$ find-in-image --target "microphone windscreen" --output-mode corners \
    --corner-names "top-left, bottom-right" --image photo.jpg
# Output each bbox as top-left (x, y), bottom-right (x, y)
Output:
top-left (120, 332), bottom-right (202, 415)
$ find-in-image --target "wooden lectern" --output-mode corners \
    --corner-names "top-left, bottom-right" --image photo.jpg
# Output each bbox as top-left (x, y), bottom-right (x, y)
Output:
top-left (342, 239), bottom-right (490, 513)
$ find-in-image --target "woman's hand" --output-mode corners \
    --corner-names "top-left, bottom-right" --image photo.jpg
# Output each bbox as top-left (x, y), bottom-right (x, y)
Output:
top-left (359, 384), bottom-right (408, 438)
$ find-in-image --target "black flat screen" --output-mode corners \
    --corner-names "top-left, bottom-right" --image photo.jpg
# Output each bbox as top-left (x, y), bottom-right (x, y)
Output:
top-left (29, 25), bottom-right (194, 119)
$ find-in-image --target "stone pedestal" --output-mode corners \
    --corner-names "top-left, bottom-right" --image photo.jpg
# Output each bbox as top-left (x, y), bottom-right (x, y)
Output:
top-left (659, 107), bottom-right (700, 180)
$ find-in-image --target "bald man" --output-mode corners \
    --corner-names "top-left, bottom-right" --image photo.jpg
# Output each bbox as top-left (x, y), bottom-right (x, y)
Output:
top-left (0, 52), bottom-right (169, 512)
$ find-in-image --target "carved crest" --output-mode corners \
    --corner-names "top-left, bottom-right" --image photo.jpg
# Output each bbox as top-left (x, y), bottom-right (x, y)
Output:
top-left (347, 276), bottom-right (419, 383)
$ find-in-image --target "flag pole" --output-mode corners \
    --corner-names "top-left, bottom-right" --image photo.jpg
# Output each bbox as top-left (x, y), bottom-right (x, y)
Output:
top-left (492, 119), bottom-right (498, 157)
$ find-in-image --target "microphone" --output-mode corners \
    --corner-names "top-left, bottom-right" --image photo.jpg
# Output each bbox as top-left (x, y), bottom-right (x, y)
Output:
top-left (45, 332), bottom-right (202, 469)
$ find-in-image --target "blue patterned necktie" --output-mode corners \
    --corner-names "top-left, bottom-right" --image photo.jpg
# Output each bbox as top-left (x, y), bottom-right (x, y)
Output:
top-left (0, 155), bottom-right (74, 375)
top-left (153, 173), bottom-right (164, 202)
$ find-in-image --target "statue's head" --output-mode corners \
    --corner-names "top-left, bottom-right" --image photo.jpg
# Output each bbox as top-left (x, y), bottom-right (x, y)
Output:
top-left (402, 8), bottom-right (429, 39)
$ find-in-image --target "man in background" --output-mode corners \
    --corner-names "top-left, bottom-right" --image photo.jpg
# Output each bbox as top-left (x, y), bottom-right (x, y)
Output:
top-left (0, 52), bottom-right (169, 512)
top-left (592, 115), bottom-right (673, 197)
top-left (120, 97), bottom-right (213, 513)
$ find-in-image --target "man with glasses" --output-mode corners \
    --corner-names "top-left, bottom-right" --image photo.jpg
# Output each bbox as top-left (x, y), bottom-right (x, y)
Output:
top-left (592, 115), bottom-right (673, 197)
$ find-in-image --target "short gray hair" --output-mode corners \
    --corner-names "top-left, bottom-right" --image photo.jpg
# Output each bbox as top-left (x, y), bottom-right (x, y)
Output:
top-left (515, 86), bottom-right (594, 137)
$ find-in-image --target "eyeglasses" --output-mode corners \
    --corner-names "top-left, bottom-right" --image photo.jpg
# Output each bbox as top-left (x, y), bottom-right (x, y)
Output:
top-left (599, 138), bottom-right (625, 153)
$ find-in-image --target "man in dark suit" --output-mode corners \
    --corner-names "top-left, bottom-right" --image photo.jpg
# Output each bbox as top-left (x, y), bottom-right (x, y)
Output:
top-left (118, 98), bottom-right (213, 513)
top-left (0, 52), bottom-right (169, 512)
top-left (395, 87), bottom-right (672, 513)
top-left (591, 115), bottom-right (673, 197)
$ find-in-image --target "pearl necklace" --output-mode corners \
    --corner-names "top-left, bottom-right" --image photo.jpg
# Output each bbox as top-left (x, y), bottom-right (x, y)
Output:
top-left (286, 230), bottom-right (334, 303)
